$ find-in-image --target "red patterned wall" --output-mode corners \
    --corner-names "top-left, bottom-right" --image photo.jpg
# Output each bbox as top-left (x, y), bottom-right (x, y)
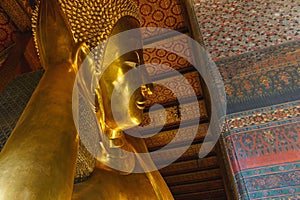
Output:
top-left (0, 7), bottom-right (19, 55)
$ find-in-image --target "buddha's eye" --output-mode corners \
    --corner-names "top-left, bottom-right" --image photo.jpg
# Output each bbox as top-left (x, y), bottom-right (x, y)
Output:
top-left (136, 100), bottom-right (146, 110)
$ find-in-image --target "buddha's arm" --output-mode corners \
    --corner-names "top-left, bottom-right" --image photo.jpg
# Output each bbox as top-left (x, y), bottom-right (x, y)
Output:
top-left (0, 0), bottom-right (81, 198)
top-left (0, 65), bottom-right (78, 199)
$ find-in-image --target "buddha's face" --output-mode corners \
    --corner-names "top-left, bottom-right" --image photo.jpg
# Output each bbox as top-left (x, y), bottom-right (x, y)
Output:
top-left (96, 17), bottom-right (150, 131)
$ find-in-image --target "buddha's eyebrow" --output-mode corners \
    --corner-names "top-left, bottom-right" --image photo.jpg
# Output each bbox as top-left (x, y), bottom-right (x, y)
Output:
top-left (123, 61), bottom-right (138, 68)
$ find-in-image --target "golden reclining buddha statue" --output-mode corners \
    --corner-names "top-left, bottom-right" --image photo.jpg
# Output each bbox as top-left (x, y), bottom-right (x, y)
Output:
top-left (0, 0), bottom-right (173, 199)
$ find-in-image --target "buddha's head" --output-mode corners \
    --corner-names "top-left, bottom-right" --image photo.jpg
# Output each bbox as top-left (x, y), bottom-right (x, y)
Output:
top-left (32, 0), bottom-right (152, 174)
top-left (96, 16), bottom-right (149, 132)
top-left (33, 0), bottom-right (151, 132)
